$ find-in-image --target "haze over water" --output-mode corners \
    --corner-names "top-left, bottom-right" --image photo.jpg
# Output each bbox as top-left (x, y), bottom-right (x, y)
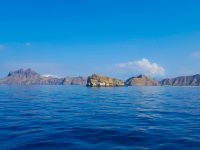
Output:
top-left (0, 85), bottom-right (200, 150)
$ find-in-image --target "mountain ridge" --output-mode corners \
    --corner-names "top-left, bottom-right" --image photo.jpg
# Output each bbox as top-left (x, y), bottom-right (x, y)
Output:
top-left (0, 68), bottom-right (87, 85)
top-left (1, 68), bottom-right (200, 86)
top-left (160, 74), bottom-right (200, 86)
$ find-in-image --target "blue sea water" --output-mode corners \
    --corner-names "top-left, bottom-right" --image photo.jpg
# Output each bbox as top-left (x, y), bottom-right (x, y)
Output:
top-left (0, 85), bottom-right (200, 150)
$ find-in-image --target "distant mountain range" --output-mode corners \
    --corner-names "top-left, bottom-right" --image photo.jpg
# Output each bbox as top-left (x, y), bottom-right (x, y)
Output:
top-left (0, 68), bottom-right (87, 85)
top-left (160, 74), bottom-right (200, 86)
top-left (0, 68), bottom-right (200, 87)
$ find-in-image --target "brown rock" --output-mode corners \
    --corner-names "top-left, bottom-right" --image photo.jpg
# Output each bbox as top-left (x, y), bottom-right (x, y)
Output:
top-left (86, 74), bottom-right (125, 87)
top-left (125, 75), bottom-right (159, 86)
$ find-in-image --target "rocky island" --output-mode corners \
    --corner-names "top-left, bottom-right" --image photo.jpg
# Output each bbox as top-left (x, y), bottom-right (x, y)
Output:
top-left (125, 75), bottom-right (159, 86)
top-left (86, 74), bottom-right (125, 87)
top-left (0, 68), bottom-right (200, 87)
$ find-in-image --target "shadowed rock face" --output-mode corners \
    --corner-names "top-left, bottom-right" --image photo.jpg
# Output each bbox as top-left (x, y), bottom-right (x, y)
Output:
top-left (3, 68), bottom-right (40, 85)
top-left (125, 75), bottom-right (159, 86)
top-left (0, 79), bottom-right (3, 84)
top-left (63, 76), bottom-right (87, 85)
top-left (86, 74), bottom-right (125, 87)
top-left (2, 68), bottom-right (64, 85)
top-left (1, 68), bottom-right (87, 85)
top-left (160, 74), bottom-right (200, 86)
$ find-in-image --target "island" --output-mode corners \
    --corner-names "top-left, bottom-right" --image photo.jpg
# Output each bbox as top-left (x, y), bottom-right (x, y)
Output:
top-left (0, 68), bottom-right (200, 87)
top-left (86, 74), bottom-right (125, 87)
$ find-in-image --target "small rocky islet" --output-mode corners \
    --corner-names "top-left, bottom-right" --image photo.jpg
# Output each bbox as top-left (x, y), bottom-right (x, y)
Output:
top-left (0, 68), bottom-right (200, 87)
top-left (86, 74), bottom-right (125, 87)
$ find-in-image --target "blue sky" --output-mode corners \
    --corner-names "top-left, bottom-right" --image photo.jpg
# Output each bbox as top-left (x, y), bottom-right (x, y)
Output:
top-left (0, 0), bottom-right (200, 79)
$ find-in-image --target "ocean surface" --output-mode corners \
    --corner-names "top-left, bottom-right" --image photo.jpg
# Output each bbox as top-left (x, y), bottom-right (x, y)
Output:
top-left (0, 85), bottom-right (200, 150)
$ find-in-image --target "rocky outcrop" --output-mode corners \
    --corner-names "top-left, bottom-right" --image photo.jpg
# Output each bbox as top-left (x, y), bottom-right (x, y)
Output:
top-left (1, 68), bottom-right (87, 85)
top-left (160, 74), bottom-right (200, 86)
top-left (40, 77), bottom-right (64, 85)
top-left (0, 79), bottom-right (3, 84)
top-left (63, 76), bottom-right (87, 85)
top-left (86, 74), bottom-right (125, 87)
top-left (125, 75), bottom-right (159, 86)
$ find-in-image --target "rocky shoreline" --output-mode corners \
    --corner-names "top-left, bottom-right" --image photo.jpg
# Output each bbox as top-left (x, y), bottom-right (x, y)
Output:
top-left (0, 68), bottom-right (200, 87)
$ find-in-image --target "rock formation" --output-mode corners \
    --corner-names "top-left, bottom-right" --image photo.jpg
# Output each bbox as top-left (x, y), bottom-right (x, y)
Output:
top-left (1, 68), bottom-right (200, 87)
top-left (125, 75), bottom-right (159, 86)
top-left (1, 68), bottom-right (63, 85)
top-left (160, 74), bottom-right (200, 86)
top-left (86, 74), bottom-right (125, 87)
top-left (0, 79), bottom-right (3, 84)
top-left (63, 76), bottom-right (87, 85)
top-left (1, 68), bottom-right (87, 85)
top-left (2, 68), bottom-right (41, 85)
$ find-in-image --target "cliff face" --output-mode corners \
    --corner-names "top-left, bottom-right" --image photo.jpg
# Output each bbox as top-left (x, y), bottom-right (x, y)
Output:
top-left (160, 74), bottom-right (200, 86)
top-left (86, 74), bottom-right (125, 87)
top-left (1, 69), bottom-right (87, 85)
top-left (125, 75), bottom-right (159, 86)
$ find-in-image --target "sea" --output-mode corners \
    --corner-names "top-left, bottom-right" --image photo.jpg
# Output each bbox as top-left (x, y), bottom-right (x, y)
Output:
top-left (0, 85), bottom-right (200, 150)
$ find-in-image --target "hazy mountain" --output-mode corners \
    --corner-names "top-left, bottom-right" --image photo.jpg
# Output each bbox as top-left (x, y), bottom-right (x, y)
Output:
top-left (160, 74), bottom-right (200, 86)
top-left (1, 68), bottom-right (200, 87)
top-left (63, 76), bottom-right (87, 85)
top-left (1, 68), bottom-right (87, 85)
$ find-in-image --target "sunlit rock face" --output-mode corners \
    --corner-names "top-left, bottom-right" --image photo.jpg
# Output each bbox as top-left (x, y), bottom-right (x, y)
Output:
top-left (125, 75), bottom-right (159, 86)
top-left (86, 74), bottom-right (125, 87)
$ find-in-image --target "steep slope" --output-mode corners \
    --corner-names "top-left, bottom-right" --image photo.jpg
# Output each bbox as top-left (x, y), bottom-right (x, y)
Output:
top-left (86, 74), bottom-right (125, 87)
top-left (125, 75), bottom-right (159, 86)
top-left (2, 68), bottom-right (41, 85)
top-left (160, 74), bottom-right (200, 86)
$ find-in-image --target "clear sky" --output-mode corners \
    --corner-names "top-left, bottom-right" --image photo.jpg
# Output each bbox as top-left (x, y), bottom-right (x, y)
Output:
top-left (0, 0), bottom-right (200, 79)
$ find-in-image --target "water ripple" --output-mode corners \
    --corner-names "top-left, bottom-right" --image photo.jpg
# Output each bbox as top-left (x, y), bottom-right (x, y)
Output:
top-left (0, 85), bottom-right (200, 149)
